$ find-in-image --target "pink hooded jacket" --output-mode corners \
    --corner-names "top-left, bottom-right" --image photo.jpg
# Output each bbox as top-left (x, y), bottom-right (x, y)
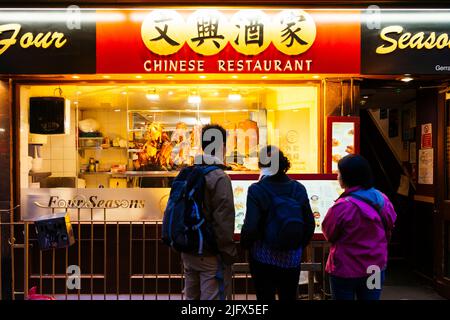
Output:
top-left (322, 186), bottom-right (397, 278)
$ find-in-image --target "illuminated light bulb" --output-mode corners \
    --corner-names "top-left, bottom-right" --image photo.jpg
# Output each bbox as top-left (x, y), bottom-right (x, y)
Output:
top-left (401, 76), bottom-right (413, 82)
top-left (188, 95), bottom-right (201, 104)
top-left (228, 93), bottom-right (242, 102)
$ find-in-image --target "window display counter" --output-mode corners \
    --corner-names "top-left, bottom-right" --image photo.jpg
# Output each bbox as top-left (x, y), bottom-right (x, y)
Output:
top-left (21, 172), bottom-right (342, 240)
top-left (229, 173), bottom-right (342, 241)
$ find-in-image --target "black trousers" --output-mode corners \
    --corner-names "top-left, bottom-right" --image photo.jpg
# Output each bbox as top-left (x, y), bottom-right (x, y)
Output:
top-left (249, 257), bottom-right (301, 301)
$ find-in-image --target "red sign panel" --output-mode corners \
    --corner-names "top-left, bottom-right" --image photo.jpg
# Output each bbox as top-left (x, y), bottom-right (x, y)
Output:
top-left (96, 10), bottom-right (360, 74)
top-left (421, 123), bottom-right (432, 149)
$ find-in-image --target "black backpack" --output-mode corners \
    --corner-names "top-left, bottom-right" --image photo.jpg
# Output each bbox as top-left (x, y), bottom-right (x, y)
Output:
top-left (162, 165), bottom-right (220, 255)
top-left (257, 180), bottom-right (307, 250)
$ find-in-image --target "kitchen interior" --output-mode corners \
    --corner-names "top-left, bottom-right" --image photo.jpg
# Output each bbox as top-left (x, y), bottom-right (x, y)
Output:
top-left (20, 83), bottom-right (319, 190)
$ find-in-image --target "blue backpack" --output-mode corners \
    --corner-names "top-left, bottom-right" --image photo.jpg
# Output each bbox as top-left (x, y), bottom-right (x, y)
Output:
top-left (257, 181), bottom-right (306, 250)
top-left (162, 165), bottom-right (220, 255)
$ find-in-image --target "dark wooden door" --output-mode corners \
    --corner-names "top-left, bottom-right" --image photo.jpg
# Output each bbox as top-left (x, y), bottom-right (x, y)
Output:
top-left (436, 91), bottom-right (450, 299)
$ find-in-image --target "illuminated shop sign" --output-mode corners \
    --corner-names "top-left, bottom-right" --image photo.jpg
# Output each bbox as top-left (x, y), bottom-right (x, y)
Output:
top-left (0, 23), bottom-right (68, 55)
top-left (3, 8), bottom-right (450, 75)
top-left (22, 188), bottom-right (164, 221)
top-left (34, 195), bottom-right (145, 209)
top-left (140, 9), bottom-right (316, 56)
top-left (97, 9), bottom-right (359, 74)
top-left (0, 10), bottom-right (96, 74)
top-left (361, 9), bottom-right (450, 74)
top-left (136, 9), bottom-right (318, 73)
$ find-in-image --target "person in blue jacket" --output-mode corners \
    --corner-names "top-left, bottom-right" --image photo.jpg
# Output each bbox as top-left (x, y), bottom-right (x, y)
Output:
top-left (240, 145), bottom-right (315, 300)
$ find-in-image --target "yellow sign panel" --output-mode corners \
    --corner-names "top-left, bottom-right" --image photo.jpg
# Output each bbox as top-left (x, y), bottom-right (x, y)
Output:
top-left (141, 10), bottom-right (186, 56)
top-left (271, 9), bottom-right (316, 56)
top-left (186, 9), bottom-right (230, 56)
top-left (229, 10), bottom-right (271, 56)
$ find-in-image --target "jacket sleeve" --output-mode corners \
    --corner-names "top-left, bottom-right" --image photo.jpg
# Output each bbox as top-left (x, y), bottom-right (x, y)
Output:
top-left (240, 184), bottom-right (263, 249)
top-left (209, 173), bottom-right (238, 265)
top-left (301, 188), bottom-right (315, 248)
top-left (322, 201), bottom-right (347, 243)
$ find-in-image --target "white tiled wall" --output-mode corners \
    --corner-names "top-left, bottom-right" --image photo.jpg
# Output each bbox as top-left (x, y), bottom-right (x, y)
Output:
top-left (78, 109), bottom-right (128, 170)
top-left (40, 107), bottom-right (77, 177)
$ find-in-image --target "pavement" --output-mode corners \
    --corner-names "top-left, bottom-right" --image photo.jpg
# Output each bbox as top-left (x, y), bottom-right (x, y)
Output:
top-left (381, 260), bottom-right (446, 300)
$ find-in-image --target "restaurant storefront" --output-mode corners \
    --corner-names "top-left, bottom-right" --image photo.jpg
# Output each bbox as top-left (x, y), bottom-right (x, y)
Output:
top-left (0, 4), bottom-right (449, 299)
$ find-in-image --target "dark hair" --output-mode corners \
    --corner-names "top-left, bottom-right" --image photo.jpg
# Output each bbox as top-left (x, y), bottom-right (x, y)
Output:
top-left (201, 124), bottom-right (227, 156)
top-left (337, 154), bottom-right (374, 189)
top-left (258, 145), bottom-right (291, 175)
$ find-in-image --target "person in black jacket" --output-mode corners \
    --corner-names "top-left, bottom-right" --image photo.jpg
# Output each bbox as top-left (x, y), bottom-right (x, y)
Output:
top-left (240, 145), bottom-right (315, 300)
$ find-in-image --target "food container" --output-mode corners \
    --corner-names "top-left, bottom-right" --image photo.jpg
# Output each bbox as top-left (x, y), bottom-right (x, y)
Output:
top-left (79, 137), bottom-right (103, 148)
top-left (111, 164), bottom-right (126, 173)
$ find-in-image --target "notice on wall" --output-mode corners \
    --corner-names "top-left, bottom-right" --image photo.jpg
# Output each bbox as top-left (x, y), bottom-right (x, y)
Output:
top-left (418, 148), bottom-right (433, 184)
top-left (421, 123), bottom-right (432, 149)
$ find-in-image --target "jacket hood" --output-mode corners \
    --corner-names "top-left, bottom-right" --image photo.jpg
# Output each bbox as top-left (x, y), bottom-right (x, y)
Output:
top-left (350, 187), bottom-right (385, 212)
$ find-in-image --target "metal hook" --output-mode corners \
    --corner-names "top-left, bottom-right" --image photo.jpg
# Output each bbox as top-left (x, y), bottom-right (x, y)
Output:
top-left (8, 237), bottom-right (16, 246)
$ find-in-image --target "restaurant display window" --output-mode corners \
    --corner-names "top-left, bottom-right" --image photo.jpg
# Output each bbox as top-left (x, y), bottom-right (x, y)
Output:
top-left (19, 83), bottom-right (319, 222)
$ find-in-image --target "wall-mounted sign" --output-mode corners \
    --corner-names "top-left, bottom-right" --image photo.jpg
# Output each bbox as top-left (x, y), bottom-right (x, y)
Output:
top-left (361, 9), bottom-right (450, 74)
top-left (140, 9), bottom-right (316, 57)
top-left (97, 9), bottom-right (359, 74)
top-left (326, 116), bottom-right (360, 174)
top-left (418, 148), bottom-right (433, 184)
top-left (0, 10), bottom-right (96, 74)
top-left (3, 8), bottom-right (450, 75)
top-left (421, 123), bottom-right (432, 149)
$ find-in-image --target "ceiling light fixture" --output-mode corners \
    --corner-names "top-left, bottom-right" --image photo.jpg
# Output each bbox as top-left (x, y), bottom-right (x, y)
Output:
top-left (228, 90), bottom-right (241, 102)
top-left (146, 88), bottom-right (160, 101)
top-left (401, 76), bottom-right (414, 82)
top-left (188, 94), bottom-right (201, 104)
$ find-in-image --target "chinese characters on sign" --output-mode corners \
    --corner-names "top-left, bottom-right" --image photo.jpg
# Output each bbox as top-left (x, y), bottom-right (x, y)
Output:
top-left (271, 9), bottom-right (316, 55)
top-left (141, 10), bottom-right (186, 55)
top-left (186, 10), bottom-right (229, 56)
top-left (141, 9), bottom-right (316, 57)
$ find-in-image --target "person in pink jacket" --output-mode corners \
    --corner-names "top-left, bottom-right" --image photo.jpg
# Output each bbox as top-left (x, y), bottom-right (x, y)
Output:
top-left (322, 154), bottom-right (397, 300)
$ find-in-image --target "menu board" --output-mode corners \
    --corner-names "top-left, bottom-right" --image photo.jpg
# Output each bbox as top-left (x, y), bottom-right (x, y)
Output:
top-left (331, 122), bottom-right (356, 173)
top-left (327, 116), bottom-right (360, 174)
top-left (231, 179), bottom-right (343, 234)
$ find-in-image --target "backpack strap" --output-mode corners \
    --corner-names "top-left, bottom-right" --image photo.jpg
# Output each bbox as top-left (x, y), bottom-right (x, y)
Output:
top-left (201, 165), bottom-right (220, 176)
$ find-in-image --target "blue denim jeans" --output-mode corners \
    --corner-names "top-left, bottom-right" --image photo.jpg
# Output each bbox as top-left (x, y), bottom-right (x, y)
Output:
top-left (329, 270), bottom-right (385, 300)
